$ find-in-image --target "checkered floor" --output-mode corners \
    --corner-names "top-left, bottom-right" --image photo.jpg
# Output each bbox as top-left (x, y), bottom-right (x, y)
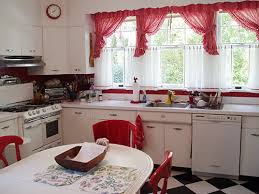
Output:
top-left (141, 170), bottom-right (259, 194)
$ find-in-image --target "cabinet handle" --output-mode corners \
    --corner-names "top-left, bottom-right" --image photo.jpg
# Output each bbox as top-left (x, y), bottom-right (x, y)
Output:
top-left (25, 126), bottom-right (32, 129)
top-left (1, 126), bottom-right (10, 130)
top-left (173, 128), bottom-right (183, 131)
top-left (75, 112), bottom-right (82, 115)
top-left (210, 165), bottom-right (221, 168)
top-left (51, 70), bottom-right (60, 72)
top-left (109, 114), bottom-right (117, 117)
top-left (147, 126), bottom-right (155, 129)
top-left (6, 49), bottom-right (14, 52)
top-left (251, 134), bottom-right (259, 137)
top-left (161, 115), bottom-right (166, 118)
top-left (75, 69), bottom-right (78, 71)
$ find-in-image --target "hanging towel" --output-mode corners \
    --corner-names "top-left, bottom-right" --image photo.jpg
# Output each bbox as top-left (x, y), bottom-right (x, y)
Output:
top-left (135, 115), bottom-right (144, 150)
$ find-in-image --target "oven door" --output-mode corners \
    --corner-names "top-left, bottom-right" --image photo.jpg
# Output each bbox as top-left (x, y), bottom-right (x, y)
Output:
top-left (42, 115), bottom-right (62, 145)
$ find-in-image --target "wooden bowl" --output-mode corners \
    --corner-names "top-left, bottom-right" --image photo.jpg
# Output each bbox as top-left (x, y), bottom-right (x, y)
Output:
top-left (55, 146), bottom-right (106, 172)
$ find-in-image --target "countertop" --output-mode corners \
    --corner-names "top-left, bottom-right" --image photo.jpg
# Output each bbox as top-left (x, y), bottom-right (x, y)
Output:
top-left (0, 112), bottom-right (18, 123)
top-left (62, 100), bottom-right (259, 116)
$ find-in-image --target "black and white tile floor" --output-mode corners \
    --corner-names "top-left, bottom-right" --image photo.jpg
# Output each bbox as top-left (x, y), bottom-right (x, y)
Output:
top-left (141, 170), bottom-right (259, 194)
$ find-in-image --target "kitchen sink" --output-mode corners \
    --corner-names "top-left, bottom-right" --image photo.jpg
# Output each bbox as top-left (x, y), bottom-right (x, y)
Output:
top-left (145, 102), bottom-right (189, 108)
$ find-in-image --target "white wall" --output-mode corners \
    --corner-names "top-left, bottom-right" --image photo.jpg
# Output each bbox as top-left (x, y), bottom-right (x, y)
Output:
top-left (67, 0), bottom-right (244, 26)
top-left (68, 0), bottom-right (243, 13)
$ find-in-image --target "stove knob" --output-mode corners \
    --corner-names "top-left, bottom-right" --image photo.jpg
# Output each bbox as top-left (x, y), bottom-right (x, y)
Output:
top-left (28, 111), bottom-right (32, 116)
top-left (42, 108), bottom-right (46, 112)
top-left (51, 106), bottom-right (55, 110)
top-left (55, 105), bottom-right (59, 109)
top-left (36, 110), bottom-right (40, 114)
top-left (32, 110), bottom-right (36, 115)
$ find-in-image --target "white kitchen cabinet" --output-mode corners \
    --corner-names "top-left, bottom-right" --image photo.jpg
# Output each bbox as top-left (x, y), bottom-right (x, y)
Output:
top-left (165, 124), bottom-right (192, 168)
top-left (21, 26), bottom-right (43, 56)
top-left (29, 27), bottom-right (69, 75)
top-left (240, 117), bottom-right (259, 177)
top-left (142, 122), bottom-right (165, 164)
top-left (138, 111), bottom-right (192, 166)
top-left (62, 108), bottom-right (94, 144)
top-left (192, 120), bottom-right (241, 176)
top-left (0, 25), bottom-right (22, 56)
top-left (0, 119), bottom-right (19, 136)
top-left (0, 0), bottom-right (41, 26)
top-left (68, 27), bottom-right (94, 74)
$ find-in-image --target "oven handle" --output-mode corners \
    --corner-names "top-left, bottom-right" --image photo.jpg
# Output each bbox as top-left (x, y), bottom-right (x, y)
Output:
top-left (42, 115), bottom-right (61, 123)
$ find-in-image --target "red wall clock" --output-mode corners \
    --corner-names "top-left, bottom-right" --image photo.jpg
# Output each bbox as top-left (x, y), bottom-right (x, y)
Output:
top-left (46, 4), bottom-right (62, 20)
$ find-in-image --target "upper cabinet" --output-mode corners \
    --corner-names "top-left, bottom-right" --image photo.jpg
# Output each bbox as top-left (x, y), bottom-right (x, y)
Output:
top-left (0, 0), bottom-right (42, 56)
top-left (0, 0), bottom-right (42, 26)
top-left (68, 27), bottom-right (94, 74)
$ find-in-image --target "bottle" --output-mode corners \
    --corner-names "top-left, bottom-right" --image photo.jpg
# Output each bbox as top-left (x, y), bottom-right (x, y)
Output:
top-left (132, 77), bottom-right (140, 102)
top-left (142, 90), bottom-right (147, 103)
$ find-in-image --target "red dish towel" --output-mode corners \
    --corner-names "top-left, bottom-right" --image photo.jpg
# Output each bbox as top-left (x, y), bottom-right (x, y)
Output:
top-left (135, 115), bottom-right (144, 150)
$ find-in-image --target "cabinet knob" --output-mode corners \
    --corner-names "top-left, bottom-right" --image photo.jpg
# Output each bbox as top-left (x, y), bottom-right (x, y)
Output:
top-left (173, 128), bottom-right (183, 131)
top-left (109, 114), bottom-right (117, 117)
top-left (210, 164), bottom-right (221, 168)
top-left (161, 114), bottom-right (166, 118)
top-left (1, 126), bottom-right (10, 130)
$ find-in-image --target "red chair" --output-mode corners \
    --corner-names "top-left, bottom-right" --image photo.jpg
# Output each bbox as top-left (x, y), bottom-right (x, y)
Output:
top-left (0, 136), bottom-right (23, 167)
top-left (149, 151), bottom-right (173, 194)
top-left (93, 120), bottom-right (137, 147)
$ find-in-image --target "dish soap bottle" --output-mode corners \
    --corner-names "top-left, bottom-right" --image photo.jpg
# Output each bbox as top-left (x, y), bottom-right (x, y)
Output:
top-left (132, 77), bottom-right (140, 102)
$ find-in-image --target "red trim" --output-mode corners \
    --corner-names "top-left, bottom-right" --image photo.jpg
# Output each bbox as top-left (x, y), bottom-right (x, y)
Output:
top-left (46, 4), bottom-right (62, 20)
top-left (102, 89), bottom-right (259, 97)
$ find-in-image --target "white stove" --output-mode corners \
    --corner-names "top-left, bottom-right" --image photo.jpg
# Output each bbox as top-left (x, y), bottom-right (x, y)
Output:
top-left (0, 83), bottom-right (63, 164)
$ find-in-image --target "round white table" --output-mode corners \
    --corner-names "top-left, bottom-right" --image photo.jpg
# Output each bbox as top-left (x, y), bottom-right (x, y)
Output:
top-left (0, 144), bottom-right (153, 194)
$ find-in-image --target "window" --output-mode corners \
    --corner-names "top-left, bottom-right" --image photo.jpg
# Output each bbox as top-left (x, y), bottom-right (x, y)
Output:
top-left (101, 13), bottom-right (258, 89)
top-left (219, 13), bottom-right (257, 86)
top-left (150, 16), bottom-right (202, 87)
top-left (105, 18), bottom-right (136, 86)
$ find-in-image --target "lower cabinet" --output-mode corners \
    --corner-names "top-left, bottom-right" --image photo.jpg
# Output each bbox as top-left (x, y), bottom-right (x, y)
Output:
top-left (139, 111), bottom-right (192, 167)
top-left (240, 116), bottom-right (259, 177)
top-left (164, 124), bottom-right (192, 168)
top-left (142, 122), bottom-right (165, 164)
top-left (0, 118), bottom-right (18, 136)
top-left (62, 108), bottom-right (94, 144)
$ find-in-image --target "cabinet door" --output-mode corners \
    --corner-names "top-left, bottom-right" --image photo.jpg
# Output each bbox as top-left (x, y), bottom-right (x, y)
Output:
top-left (142, 122), bottom-right (164, 164)
top-left (21, 26), bottom-right (43, 56)
top-left (165, 124), bottom-right (192, 168)
top-left (68, 27), bottom-right (94, 74)
top-left (32, 27), bottom-right (68, 75)
top-left (0, 25), bottom-right (22, 55)
top-left (0, 119), bottom-right (18, 136)
top-left (62, 108), bottom-right (94, 145)
top-left (240, 128), bottom-right (259, 177)
top-left (192, 122), bottom-right (241, 176)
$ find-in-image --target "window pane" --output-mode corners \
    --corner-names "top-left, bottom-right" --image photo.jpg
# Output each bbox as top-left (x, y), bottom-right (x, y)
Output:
top-left (169, 29), bottom-right (185, 45)
top-left (151, 30), bottom-right (168, 46)
top-left (160, 49), bottom-right (184, 84)
top-left (186, 29), bottom-right (202, 44)
top-left (112, 50), bottom-right (124, 84)
top-left (232, 47), bottom-right (249, 85)
top-left (220, 13), bottom-right (257, 44)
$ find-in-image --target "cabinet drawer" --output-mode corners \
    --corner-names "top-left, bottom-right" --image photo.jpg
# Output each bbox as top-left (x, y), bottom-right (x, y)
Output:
top-left (0, 119), bottom-right (18, 136)
top-left (92, 109), bottom-right (136, 121)
top-left (242, 116), bottom-right (259, 129)
top-left (137, 111), bottom-right (191, 123)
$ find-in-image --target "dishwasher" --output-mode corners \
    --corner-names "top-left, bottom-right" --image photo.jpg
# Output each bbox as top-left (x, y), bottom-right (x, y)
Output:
top-left (192, 114), bottom-right (241, 177)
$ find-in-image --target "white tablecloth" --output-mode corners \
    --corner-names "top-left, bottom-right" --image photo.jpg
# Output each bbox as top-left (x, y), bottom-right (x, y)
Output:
top-left (0, 144), bottom-right (153, 194)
